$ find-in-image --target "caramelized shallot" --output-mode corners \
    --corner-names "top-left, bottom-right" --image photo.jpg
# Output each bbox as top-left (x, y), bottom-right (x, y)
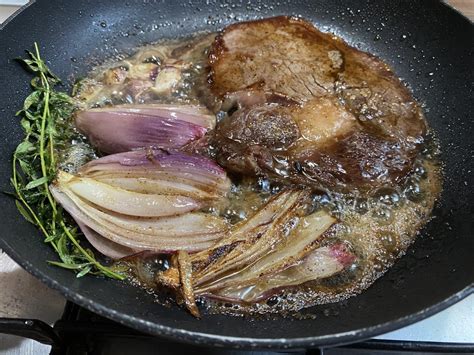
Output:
top-left (151, 190), bottom-right (345, 315)
top-left (50, 149), bottom-right (231, 257)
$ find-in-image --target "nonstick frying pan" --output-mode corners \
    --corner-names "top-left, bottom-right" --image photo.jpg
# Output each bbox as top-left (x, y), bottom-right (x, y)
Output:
top-left (0, 0), bottom-right (473, 349)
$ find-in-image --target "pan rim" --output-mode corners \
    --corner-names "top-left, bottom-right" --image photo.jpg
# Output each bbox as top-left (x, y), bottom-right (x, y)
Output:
top-left (0, 0), bottom-right (35, 31)
top-left (1, 0), bottom-right (473, 349)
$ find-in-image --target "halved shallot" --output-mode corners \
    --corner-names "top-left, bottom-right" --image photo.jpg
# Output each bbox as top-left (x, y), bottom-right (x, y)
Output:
top-left (50, 149), bottom-right (231, 257)
top-left (153, 190), bottom-right (345, 314)
top-left (75, 105), bottom-right (216, 154)
top-left (195, 210), bottom-right (338, 294)
top-left (79, 149), bottom-right (231, 201)
top-left (63, 172), bottom-right (200, 217)
top-left (75, 221), bottom-right (137, 259)
top-left (105, 104), bottom-right (216, 129)
top-left (51, 179), bottom-right (226, 254)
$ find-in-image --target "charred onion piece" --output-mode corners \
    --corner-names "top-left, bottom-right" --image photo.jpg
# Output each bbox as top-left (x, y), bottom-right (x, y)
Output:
top-left (195, 210), bottom-right (337, 294)
top-left (154, 252), bottom-right (199, 317)
top-left (191, 190), bottom-right (307, 285)
top-left (75, 105), bottom-right (215, 154)
top-left (177, 251), bottom-right (200, 318)
top-left (152, 190), bottom-right (342, 315)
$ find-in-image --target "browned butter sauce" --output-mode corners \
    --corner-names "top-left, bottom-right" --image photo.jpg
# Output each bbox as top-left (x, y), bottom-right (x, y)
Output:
top-left (70, 32), bottom-right (442, 316)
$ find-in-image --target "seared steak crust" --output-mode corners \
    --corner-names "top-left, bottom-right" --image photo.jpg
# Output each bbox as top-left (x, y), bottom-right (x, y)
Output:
top-left (209, 16), bottom-right (426, 193)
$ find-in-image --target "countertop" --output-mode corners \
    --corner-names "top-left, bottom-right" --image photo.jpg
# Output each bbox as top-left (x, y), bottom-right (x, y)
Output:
top-left (0, 1), bottom-right (473, 354)
top-left (447, 0), bottom-right (474, 20)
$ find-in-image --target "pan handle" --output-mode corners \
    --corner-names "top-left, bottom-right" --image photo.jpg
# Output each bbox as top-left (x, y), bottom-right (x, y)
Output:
top-left (0, 317), bottom-right (62, 347)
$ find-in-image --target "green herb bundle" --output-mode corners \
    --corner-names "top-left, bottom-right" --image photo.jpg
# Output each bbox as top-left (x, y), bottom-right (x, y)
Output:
top-left (11, 43), bottom-right (124, 280)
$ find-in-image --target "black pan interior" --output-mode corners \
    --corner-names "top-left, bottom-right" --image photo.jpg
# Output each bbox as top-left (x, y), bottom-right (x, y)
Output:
top-left (0, 0), bottom-right (473, 348)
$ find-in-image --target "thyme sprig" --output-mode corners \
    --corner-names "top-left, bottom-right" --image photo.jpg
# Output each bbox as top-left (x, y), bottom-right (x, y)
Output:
top-left (11, 43), bottom-right (125, 280)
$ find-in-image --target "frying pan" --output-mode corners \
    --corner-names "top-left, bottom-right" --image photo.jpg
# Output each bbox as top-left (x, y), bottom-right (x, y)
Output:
top-left (0, 0), bottom-right (473, 349)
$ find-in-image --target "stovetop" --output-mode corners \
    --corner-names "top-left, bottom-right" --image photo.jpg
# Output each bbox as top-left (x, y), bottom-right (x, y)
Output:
top-left (2, 301), bottom-right (474, 355)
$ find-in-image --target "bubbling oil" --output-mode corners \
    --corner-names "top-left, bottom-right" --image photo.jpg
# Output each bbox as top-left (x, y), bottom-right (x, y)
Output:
top-left (204, 155), bottom-right (441, 316)
top-left (68, 34), bottom-right (443, 317)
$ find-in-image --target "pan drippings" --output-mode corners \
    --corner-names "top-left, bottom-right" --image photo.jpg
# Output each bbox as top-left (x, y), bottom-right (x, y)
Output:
top-left (71, 21), bottom-right (442, 316)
